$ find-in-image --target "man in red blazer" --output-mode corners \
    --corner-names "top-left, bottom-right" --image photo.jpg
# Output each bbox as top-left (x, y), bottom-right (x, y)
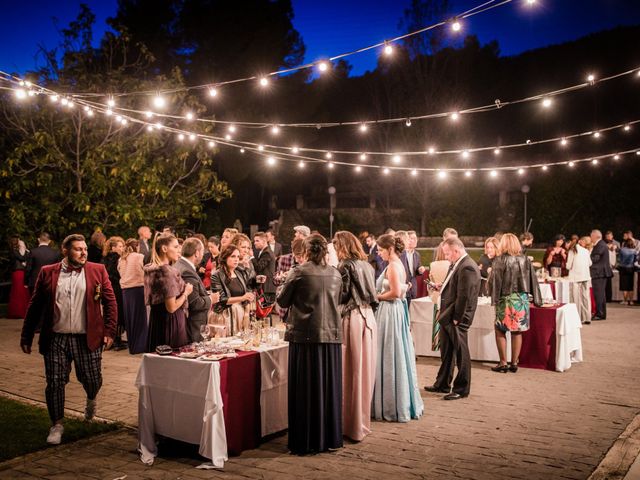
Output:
top-left (20, 234), bottom-right (117, 445)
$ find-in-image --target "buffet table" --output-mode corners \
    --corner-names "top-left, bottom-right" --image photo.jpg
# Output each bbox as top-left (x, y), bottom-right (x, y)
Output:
top-left (136, 343), bottom-right (289, 466)
top-left (612, 270), bottom-right (638, 301)
top-left (409, 297), bottom-right (583, 372)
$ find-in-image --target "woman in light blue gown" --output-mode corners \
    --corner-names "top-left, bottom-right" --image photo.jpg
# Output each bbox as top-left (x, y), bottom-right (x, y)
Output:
top-left (372, 234), bottom-right (424, 422)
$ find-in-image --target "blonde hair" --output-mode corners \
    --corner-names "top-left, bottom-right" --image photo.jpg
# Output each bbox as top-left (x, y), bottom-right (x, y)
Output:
top-left (102, 236), bottom-right (125, 257)
top-left (151, 232), bottom-right (177, 265)
top-left (579, 236), bottom-right (593, 251)
top-left (434, 241), bottom-right (446, 261)
top-left (484, 237), bottom-right (499, 254)
top-left (498, 233), bottom-right (522, 256)
top-left (122, 238), bottom-right (139, 260)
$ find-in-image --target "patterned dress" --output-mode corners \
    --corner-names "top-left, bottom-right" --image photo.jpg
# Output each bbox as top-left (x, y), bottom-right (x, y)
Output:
top-left (495, 292), bottom-right (530, 333)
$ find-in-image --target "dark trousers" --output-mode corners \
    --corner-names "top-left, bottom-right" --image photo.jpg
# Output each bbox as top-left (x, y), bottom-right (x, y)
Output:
top-left (434, 322), bottom-right (471, 396)
top-left (592, 277), bottom-right (608, 319)
top-left (43, 333), bottom-right (103, 424)
top-left (605, 277), bottom-right (612, 303)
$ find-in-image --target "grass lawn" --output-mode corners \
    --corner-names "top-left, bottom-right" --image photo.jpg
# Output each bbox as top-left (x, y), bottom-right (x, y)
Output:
top-left (0, 396), bottom-right (120, 462)
top-left (418, 248), bottom-right (545, 266)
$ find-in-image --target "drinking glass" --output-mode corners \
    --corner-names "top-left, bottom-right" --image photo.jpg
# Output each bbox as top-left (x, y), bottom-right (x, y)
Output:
top-left (200, 324), bottom-right (210, 342)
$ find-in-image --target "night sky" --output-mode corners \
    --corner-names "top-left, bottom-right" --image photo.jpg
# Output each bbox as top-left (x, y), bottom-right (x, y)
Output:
top-left (1, 0), bottom-right (639, 76)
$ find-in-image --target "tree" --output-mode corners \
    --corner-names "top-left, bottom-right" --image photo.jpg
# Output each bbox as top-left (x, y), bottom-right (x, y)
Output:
top-left (0, 5), bottom-right (231, 240)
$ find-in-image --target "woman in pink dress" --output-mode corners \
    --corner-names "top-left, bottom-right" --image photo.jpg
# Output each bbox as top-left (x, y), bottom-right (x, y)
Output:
top-left (333, 231), bottom-right (378, 441)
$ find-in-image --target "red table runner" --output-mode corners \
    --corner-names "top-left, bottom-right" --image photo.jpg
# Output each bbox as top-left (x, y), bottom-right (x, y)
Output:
top-left (519, 306), bottom-right (559, 371)
top-left (218, 350), bottom-right (262, 455)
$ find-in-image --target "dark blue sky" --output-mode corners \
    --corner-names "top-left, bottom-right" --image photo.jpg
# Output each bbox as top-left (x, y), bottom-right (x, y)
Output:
top-left (1, 0), bottom-right (639, 76)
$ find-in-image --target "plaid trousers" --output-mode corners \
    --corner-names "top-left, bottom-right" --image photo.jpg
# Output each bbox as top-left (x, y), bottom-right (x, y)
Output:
top-left (43, 333), bottom-right (103, 424)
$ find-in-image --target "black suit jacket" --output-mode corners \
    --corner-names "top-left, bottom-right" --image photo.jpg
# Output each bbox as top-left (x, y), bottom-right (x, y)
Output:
top-left (174, 257), bottom-right (212, 342)
top-left (590, 240), bottom-right (613, 279)
top-left (138, 239), bottom-right (152, 265)
top-left (438, 255), bottom-right (481, 331)
top-left (253, 247), bottom-right (276, 294)
top-left (24, 245), bottom-right (61, 289)
top-left (270, 242), bottom-right (283, 258)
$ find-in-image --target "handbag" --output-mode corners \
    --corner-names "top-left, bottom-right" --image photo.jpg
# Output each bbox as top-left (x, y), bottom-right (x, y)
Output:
top-left (255, 287), bottom-right (275, 319)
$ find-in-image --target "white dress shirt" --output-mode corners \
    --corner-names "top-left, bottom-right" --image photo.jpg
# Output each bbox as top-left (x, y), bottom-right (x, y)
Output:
top-left (53, 264), bottom-right (87, 334)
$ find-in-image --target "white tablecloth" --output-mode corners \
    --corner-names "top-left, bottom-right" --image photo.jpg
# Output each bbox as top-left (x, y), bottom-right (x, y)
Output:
top-left (539, 283), bottom-right (555, 302)
top-left (136, 355), bottom-right (227, 467)
top-left (410, 298), bottom-right (584, 372)
top-left (410, 297), bottom-right (504, 362)
top-left (555, 303), bottom-right (583, 372)
top-left (136, 344), bottom-right (289, 466)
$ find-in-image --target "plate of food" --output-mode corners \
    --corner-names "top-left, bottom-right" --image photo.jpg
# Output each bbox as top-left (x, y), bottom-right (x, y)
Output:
top-left (155, 345), bottom-right (173, 355)
top-left (177, 351), bottom-right (201, 359)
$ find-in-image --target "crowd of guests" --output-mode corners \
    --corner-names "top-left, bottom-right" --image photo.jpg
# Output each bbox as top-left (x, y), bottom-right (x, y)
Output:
top-left (10, 223), bottom-right (639, 452)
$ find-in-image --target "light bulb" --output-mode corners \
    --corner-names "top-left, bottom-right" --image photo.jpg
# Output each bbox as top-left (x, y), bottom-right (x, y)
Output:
top-left (384, 44), bottom-right (393, 56)
top-left (267, 156), bottom-right (276, 166)
top-left (259, 77), bottom-right (269, 87)
top-left (225, 134), bottom-right (232, 140)
top-left (61, 98), bottom-right (68, 106)
top-left (105, 108), bottom-right (113, 116)
top-left (542, 98), bottom-right (552, 108)
top-left (145, 111), bottom-right (153, 118)
top-left (490, 170), bottom-right (498, 178)
top-left (411, 169), bottom-right (418, 176)
top-left (208, 141), bottom-right (215, 148)
top-left (461, 150), bottom-right (470, 159)
top-left (587, 74), bottom-right (595, 84)
top-left (451, 20), bottom-right (461, 32)
top-left (428, 147), bottom-right (436, 155)
top-left (465, 170), bottom-right (472, 177)
top-left (87, 110), bottom-right (94, 117)
top-left (542, 165), bottom-right (548, 171)
top-left (107, 98), bottom-right (115, 108)
top-left (624, 125), bottom-right (631, 132)
top-left (560, 138), bottom-right (568, 146)
top-left (177, 134), bottom-right (185, 141)
top-left (240, 148), bottom-right (245, 153)
top-left (359, 123), bottom-right (368, 133)
top-left (228, 125), bottom-right (236, 133)
top-left (494, 148), bottom-right (501, 155)
top-left (593, 131), bottom-right (601, 138)
top-left (155, 122), bottom-right (163, 130)
top-left (392, 155), bottom-right (402, 164)
top-left (328, 162), bottom-right (335, 169)
top-left (518, 168), bottom-right (525, 175)
top-left (355, 166), bottom-right (362, 173)
top-left (291, 146), bottom-right (299, 154)
top-left (115, 115), bottom-right (122, 122)
top-left (360, 153), bottom-right (367, 161)
top-left (15, 89), bottom-right (27, 100)
top-left (189, 134), bottom-right (196, 142)
top-left (298, 161), bottom-right (305, 168)
top-left (450, 112), bottom-right (460, 121)
top-left (153, 95), bottom-right (166, 109)
top-left (50, 95), bottom-right (59, 102)
top-left (146, 125), bottom-right (153, 132)
top-left (526, 0), bottom-right (536, 4)
top-left (271, 125), bottom-right (280, 135)
top-left (405, 118), bottom-right (412, 127)
top-left (67, 101), bottom-right (74, 108)
top-left (325, 152), bottom-right (333, 159)
top-left (208, 87), bottom-right (218, 97)
top-left (185, 112), bottom-right (194, 121)
top-left (258, 145), bottom-right (265, 151)
top-left (383, 168), bottom-right (390, 175)
top-left (121, 118), bottom-right (128, 125)
top-left (592, 159), bottom-right (598, 165)
top-left (613, 154), bottom-right (620, 160)
top-left (438, 170), bottom-right (447, 179)
top-left (318, 61), bottom-right (329, 72)
top-left (568, 161), bottom-right (575, 167)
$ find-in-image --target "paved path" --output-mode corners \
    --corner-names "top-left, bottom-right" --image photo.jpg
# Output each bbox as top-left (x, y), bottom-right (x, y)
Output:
top-left (0, 305), bottom-right (639, 479)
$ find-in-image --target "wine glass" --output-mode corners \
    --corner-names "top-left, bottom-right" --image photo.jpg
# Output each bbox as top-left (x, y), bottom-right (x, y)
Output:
top-left (200, 324), bottom-right (210, 343)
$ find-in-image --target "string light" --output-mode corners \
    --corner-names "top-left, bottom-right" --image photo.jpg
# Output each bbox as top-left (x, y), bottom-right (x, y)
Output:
top-left (208, 141), bottom-right (216, 148)
top-left (489, 170), bottom-right (498, 178)
top-left (359, 123), bottom-right (368, 133)
top-left (450, 112), bottom-right (460, 121)
top-left (208, 87), bottom-right (218, 97)
top-left (318, 61), bottom-right (329, 72)
top-left (258, 144), bottom-right (265, 151)
top-left (587, 74), bottom-right (596, 84)
top-left (592, 159), bottom-right (598, 165)
top-left (355, 165), bottom-right (362, 173)
top-left (624, 124), bottom-right (631, 131)
top-left (292, 146), bottom-right (300, 154)
top-left (383, 168), bottom-right (390, 175)
top-left (383, 43), bottom-right (394, 56)
top-left (613, 154), bottom-right (620, 160)
top-left (240, 148), bottom-right (245, 153)
top-left (105, 108), bottom-right (113, 115)
top-left (14, 89), bottom-right (27, 100)
top-left (271, 125), bottom-right (280, 135)
top-left (461, 150), bottom-right (470, 159)
top-left (411, 169), bottom-right (418, 176)
top-left (225, 134), bottom-right (232, 140)
top-left (145, 111), bottom-right (153, 118)
top-left (517, 168), bottom-right (525, 175)
top-left (494, 148), bottom-right (501, 155)
top-left (185, 112), bottom-right (194, 121)
top-left (50, 95), bottom-right (58, 103)
top-left (328, 162), bottom-right (335, 169)
top-left (107, 98), bottom-right (115, 108)
top-left (428, 146), bottom-right (436, 155)
top-left (392, 155), bottom-right (402, 164)
top-left (325, 152), bottom-right (333, 159)
top-left (464, 170), bottom-right (472, 177)
top-left (267, 156), bottom-right (276, 166)
top-left (405, 118), bottom-right (412, 127)
top-left (228, 125), bottom-right (237, 133)
top-left (177, 133), bottom-right (185, 141)
top-left (360, 153), bottom-right (367, 161)
top-left (451, 19), bottom-right (462, 32)
top-left (593, 131), bottom-right (601, 138)
top-left (298, 160), bottom-right (305, 168)
top-left (560, 137), bottom-right (568, 146)
top-left (146, 125), bottom-right (154, 132)
top-left (568, 161), bottom-right (575, 167)
top-left (542, 98), bottom-right (552, 108)
top-left (259, 77), bottom-right (269, 87)
top-left (86, 109), bottom-right (94, 117)
top-left (153, 95), bottom-right (166, 109)
top-left (542, 165), bottom-right (548, 171)
top-left (438, 170), bottom-right (448, 179)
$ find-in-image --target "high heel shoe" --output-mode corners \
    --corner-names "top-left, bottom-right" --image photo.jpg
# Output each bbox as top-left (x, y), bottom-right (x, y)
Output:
top-left (509, 363), bottom-right (518, 373)
top-left (491, 364), bottom-right (509, 373)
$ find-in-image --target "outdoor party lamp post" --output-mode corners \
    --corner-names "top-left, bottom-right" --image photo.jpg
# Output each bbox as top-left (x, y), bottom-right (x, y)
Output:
top-left (328, 186), bottom-right (336, 238)
top-left (521, 184), bottom-right (530, 233)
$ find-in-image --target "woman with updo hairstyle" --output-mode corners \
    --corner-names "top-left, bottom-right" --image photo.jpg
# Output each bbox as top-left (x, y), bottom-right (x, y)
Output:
top-left (372, 234), bottom-right (424, 422)
top-left (333, 231), bottom-right (378, 442)
top-left (144, 233), bottom-right (193, 351)
top-left (118, 238), bottom-right (147, 354)
top-left (277, 233), bottom-right (343, 455)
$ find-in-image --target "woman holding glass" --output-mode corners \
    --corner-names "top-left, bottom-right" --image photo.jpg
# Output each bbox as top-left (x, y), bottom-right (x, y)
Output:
top-left (277, 234), bottom-right (343, 455)
top-left (333, 231), bottom-right (377, 442)
top-left (210, 245), bottom-right (255, 335)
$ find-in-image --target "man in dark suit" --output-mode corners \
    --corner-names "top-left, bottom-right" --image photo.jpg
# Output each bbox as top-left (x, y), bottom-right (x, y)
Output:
top-left (253, 231), bottom-right (277, 299)
top-left (21, 234), bottom-right (117, 445)
top-left (266, 229), bottom-right (283, 259)
top-left (590, 229), bottom-right (613, 320)
top-left (24, 232), bottom-right (61, 294)
top-left (365, 234), bottom-right (386, 279)
top-left (424, 237), bottom-right (481, 400)
top-left (137, 226), bottom-right (152, 264)
top-left (401, 230), bottom-right (426, 304)
top-left (174, 238), bottom-right (219, 342)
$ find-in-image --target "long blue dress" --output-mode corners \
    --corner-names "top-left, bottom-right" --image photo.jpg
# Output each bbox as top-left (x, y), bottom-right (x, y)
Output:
top-left (372, 262), bottom-right (424, 422)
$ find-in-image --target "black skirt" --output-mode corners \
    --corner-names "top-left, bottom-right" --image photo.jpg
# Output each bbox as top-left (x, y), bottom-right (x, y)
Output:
top-left (288, 342), bottom-right (343, 455)
top-left (619, 266), bottom-right (635, 292)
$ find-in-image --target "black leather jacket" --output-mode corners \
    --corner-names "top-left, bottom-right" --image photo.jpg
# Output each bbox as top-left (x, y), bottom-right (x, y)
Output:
top-left (338, 259), bottom-right (378, 316)
top-left (276, 261), bottom-right (342, 344)
top-left (490, 254), bottom-right (542, 307)
top-left (210, 267), bottom-right (255, 314)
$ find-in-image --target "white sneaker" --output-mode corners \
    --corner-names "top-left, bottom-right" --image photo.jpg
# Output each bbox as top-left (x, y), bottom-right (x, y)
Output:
top-left (85, 398), bottom-right (96, 421)
top-left (47, 424), bottom-right (64, 445)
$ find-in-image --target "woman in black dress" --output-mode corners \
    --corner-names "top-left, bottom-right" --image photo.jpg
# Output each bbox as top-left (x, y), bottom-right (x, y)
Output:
top-left (102, 236), bottom-right (126, 349)
top-left (277, 233), bottom-right (343, 455)
top-left (478, 237), bottom-right (498, 296)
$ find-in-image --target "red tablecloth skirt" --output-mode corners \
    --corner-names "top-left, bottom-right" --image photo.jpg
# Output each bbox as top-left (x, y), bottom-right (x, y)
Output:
top-left (416, 272), bottom-right (429, 299)
top-left (8, 270), bottom-right (30, 319)
top-left (519, 306), bottom-right (559, 371)
top-left (218, 350), bottom-right (262, 455)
